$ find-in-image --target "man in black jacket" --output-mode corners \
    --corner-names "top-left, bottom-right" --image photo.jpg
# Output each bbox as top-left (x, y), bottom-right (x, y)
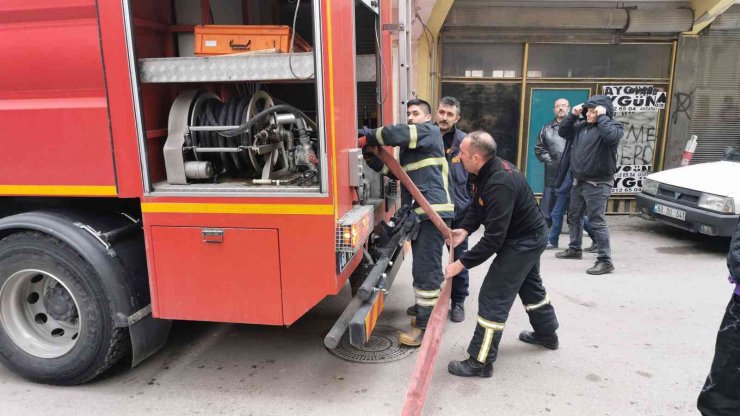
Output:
top-left (697, 217), bottom-right (740, 415)
top-left (444, 131), bottom-right (559, 378)
top-left (535, 98), bottom-right (569, 227)
top-left (406, 96), bottom-right (471, 323)
top-left (555, 95), bottom-right (623, 275)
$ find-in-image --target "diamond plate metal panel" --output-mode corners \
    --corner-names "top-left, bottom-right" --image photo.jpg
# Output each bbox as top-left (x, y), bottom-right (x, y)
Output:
top-left (138, 53), bottom-right (376, 83)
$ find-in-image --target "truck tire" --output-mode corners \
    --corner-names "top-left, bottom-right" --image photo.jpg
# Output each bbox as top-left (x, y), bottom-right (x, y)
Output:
top-left (0, 231), bottom-right (130, 385)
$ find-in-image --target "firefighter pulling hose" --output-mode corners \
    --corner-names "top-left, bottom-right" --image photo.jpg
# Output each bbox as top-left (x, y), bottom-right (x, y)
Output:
top-left (369, 146), bottom-right (456, 416)
top-left (362, 129), bottom-right (562, 415)
top-left (358, 101), bottom-right (457, 415)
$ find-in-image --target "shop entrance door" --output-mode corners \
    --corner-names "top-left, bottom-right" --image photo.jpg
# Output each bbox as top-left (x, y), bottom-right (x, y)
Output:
top-left (525, 88), bottom-right (590, 193)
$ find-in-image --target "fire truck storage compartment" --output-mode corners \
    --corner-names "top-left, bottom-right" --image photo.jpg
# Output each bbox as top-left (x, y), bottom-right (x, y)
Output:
top-left (130, 0), bottom-right (334, 195)
top-left (150, 226), bottom-right (283, 324)
top-left (130, 0), bottom-right (381, 195)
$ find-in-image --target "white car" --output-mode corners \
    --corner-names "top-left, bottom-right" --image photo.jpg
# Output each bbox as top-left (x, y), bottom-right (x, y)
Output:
top-left (636, 147), bottom-right (740, 237)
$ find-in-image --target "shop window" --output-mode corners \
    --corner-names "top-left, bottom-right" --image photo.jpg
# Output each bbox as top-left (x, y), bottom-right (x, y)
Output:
top-left (442, 44), bottom-right (523, 78)
top-left (440, 82), bottom-right (521, 162)
top-left (527, 44), bottom-right (672, 79)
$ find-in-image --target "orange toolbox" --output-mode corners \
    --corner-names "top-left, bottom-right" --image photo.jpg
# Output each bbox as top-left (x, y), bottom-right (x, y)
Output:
top-left (194, 25), bottom-right (312, 56)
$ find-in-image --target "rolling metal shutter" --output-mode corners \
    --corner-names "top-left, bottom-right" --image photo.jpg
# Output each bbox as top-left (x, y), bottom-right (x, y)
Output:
top-left (689, 31), bottom-right (740, 164)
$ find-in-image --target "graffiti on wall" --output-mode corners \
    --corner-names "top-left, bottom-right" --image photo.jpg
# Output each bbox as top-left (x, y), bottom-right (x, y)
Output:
top-left (671, 91), bottom-right (693, 125)
top-left (615, 111), bottom-right (658, 166)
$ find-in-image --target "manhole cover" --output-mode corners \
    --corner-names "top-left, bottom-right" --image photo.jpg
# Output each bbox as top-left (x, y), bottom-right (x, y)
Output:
top-left (327, 325), bottom-right (416, 363)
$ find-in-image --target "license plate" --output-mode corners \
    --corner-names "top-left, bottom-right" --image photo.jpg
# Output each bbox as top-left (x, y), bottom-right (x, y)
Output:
top-left (654, 204), bottom-right (686, 221)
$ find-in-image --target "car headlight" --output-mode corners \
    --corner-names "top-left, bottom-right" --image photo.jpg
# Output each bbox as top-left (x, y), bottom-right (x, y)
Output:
top-left (698, 193), bottom-right (735, 214)
top-left (641, 178), bottom-right (659, 195)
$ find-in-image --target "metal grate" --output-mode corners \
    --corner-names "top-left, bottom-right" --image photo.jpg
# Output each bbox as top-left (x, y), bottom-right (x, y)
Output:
top-left (386, 179), bottom-right (399, 200)
top-left (327, 325), bottom-right (415, 363)
top-left (138, 54), bottom-right (377, 83)
top-left (335, 205), bottom-right (374, 253)
top-left (655, 184), bottom-right (701, 207)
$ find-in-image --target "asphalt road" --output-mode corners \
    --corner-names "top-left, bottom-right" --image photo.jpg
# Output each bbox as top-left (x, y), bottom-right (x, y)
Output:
top-left (0, 215), bottom-right (733, 416)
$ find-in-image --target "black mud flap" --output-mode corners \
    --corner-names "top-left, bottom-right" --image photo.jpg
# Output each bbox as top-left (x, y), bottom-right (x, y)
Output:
top-left (128, 305), bottom-right (172, 367)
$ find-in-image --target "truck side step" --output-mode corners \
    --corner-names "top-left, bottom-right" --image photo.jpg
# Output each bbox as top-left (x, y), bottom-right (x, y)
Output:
top-left (349, 242), bottom-right (405, 348)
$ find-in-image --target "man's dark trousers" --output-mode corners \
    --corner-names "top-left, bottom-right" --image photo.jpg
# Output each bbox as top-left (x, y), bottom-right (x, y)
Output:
top-left (567, 181), bottom-right (612, 263)
top-left (541, 186), bottom-right (555, 225)
top-left (468, 226), bottom-right (559, 363)
top-left (697, 294), bottom-right (740, 415)
top-left (450, 217), bottom-right (469, 304)
top-left (548, 170), bottom-right (595, 246)
top-left (411, 219), bottom-right (447, 329)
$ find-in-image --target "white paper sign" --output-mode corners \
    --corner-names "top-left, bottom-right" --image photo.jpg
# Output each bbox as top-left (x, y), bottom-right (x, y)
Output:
top-left (612, 165), bottom-right (652, 193)
top-left (602, 85), bottom-right (666, 112)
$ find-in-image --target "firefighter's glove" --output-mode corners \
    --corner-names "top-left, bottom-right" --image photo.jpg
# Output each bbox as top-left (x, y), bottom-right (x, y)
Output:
top-left (389, 205), bottom-right (410, 230)
top-left (362, 145), bottom-right (376, 160)
top-left (389, 205), bottom-right (412, 236)
top-left (401, 211), bottom-right (421, 242)
top-left (358, 126), bottom-right (371, 138)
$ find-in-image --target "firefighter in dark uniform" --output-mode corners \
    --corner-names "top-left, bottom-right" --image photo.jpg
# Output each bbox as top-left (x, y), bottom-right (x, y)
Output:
top-left (405, 96), bottom-right (471, 323)
top-left (360, 99), bottom-right (455, 346)
top-left (444, 131), bottom-right (560, 377)
top-left (437, 96), bottom-right (471, 321)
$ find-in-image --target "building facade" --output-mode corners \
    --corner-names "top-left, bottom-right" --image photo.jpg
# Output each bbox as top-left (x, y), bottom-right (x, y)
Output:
top-left (411, 0), bottom-right (740, 212)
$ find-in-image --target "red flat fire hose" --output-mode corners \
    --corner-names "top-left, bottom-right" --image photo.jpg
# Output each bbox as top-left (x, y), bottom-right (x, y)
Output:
top-left (372, 146), bottom-right (454, 416)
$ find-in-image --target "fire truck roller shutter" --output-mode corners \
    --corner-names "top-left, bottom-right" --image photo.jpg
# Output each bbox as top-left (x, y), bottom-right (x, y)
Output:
top-left (0, 210), bottom-right (170, 385)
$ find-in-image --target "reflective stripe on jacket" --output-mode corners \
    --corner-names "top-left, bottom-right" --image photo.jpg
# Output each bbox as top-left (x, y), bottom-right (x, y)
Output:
top-left (364, 122), bottom-right (455, 221)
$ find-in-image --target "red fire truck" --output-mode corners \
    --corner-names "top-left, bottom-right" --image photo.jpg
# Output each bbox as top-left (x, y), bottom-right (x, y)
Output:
top-left (0, 0), bottom-right (412, 385)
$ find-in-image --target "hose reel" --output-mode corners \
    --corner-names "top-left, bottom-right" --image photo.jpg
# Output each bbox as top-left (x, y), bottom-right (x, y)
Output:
top-left (163, 89), bottom-right (318, 186)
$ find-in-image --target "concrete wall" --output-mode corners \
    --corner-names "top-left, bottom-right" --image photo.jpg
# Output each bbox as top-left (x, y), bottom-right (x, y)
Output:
top-left (664, 35), bottom-right (700, 170)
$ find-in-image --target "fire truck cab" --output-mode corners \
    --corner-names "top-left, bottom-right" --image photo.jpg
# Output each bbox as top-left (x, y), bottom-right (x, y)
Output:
top-left (0, 0), bottom-right (409, 385)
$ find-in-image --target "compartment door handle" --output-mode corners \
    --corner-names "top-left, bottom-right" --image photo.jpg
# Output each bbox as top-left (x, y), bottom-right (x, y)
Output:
top-left (229, 39), bottom-right (251, 50)
top-left (202, 228), bottom-right (224, 243)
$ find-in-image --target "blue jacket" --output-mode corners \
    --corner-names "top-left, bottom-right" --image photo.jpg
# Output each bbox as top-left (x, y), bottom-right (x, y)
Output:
top-left (442, 126), bottom-right (471, 219)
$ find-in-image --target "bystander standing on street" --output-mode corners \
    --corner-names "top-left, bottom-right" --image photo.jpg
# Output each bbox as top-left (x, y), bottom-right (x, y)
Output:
top-left (697, 217), bottom-right (740, 415)
top-left (535, 98), bottom-right (569, 228)
top-left (555, 95), bottom-right (623, 275)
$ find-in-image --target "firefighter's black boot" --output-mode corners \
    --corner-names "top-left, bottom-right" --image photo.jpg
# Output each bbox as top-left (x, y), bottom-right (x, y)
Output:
top-left (406, 305), bottom-right (417, 316)
top-left (450, 301), bottom-right (465, 323)
top-left (518, 331), bottom-right (559, 350)
top-left (448, 357), bottom-right (493, 378)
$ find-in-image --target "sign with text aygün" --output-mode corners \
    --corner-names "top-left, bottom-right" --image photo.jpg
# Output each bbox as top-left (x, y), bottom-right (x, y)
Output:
top-left (602, 85), bottom-right (667, 112)
top-left (612, 164), bottom-right (652, 194)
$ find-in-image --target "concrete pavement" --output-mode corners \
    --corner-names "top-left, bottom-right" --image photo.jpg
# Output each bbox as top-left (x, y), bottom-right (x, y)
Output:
top-left (0, 215), bottom-right (733, 415)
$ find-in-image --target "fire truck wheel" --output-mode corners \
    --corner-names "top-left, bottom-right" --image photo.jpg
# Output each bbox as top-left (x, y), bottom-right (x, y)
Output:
top-left (0, 232), bottom-right (130, 385)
